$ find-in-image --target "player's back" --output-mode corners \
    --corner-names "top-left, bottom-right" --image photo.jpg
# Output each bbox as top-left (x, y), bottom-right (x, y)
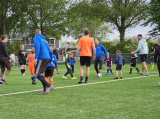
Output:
top-left (28, 53), bottom-right (35, 65)
top-left (78, 36), bottom-right (95, 57)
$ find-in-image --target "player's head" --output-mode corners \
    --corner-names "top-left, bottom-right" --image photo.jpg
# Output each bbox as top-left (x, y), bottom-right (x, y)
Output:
top-left (95, 40), bottom-right (99, 46)
top-left (67, 48), bottom-right (71, 54)
top-left (116, 50), bottom-right (121, 55)
top-left (1, 35), bottom-right (8, 43)
top-left (53, 44), bottom-right (56, 49)
top-left (131, 49), bottom-right (135, 54)
top-left (35, 29), bottom-right (41, 36)
top-left (107, 52), bottom-right (109, 57)
top-left (12, 52), bottom-right (15, 54)
top-left (84, 30), bottom-right (90, 36)
top-left (31, 47), bottom-right (35, 53)
top-left (157, 37), bottom-right (160, 45)
top-left (20, 45), bottom-right (25, 50)
top-left (137, 34), bottom-right (142, 40)
top-left (70, 53), bottom-right (73, 57)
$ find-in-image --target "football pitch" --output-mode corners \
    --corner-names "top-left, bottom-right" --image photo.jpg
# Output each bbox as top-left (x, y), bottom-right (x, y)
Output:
top-left (0, 64), bottom-right (160, 119)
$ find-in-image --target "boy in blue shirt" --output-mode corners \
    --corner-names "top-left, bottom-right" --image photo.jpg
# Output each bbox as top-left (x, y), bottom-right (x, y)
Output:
top-left (114, 50), bottom-right (125, 79)
top-left (33, 29), bottom-right (54, 94)
top-left (70, 53), bottom-right (76, 73)
top-left (45, 46), bottom-right (57, 87)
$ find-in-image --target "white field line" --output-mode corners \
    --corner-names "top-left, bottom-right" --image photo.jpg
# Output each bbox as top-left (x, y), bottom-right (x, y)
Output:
top-left (0, 75), bottom-right (158, 97)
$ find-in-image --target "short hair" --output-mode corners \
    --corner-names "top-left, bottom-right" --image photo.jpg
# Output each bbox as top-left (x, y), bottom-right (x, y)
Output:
top-left (131, 49), bottom-right (135, 52)
top-left (157, 37), bottom-right (160, 44)
top-left (1, 35), bottom-right (8, 40)
top-left (35, 29), bottom-right (41, 35)
top-left (31, 47), bottom-right (35, 53)
top-left (67, 48), bottom-right (71, 51)
top-left (20, 45), bottom-right (24, 48)
top-left (50, 46), bottom-right (53, 51)
top-left (84, 30), bottom-right (90, 35)
top-left (116, 50), bottom-right (121, 54)
top-left (137, 34), bottom-right (142, 37)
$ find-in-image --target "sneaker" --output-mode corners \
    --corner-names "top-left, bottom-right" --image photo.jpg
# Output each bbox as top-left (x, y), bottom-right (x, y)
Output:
top-left (1, 79), bottom-right (7, 85)
top-left (128, 73), bottom-right (132, 74)
top-left (71, 77), bottom-right (77, 80)
top-left (106, 73), bottom-right (108, 75)
top-left (57, 72), bottom-right (59, 74)
top-left (114, 77), bottom-right (118, 79)
top-left (120, 77), bottom-right (123, 79)
top-left (139, 72), bottom-right (144, 75)
top-left (85, 80), bottom-right (88, 83)
top-left (46, 85), bottom-right (54, 93)
top-left (78, 79), bottom-right (83, 84)
top-left (0, 82), bottom-right (5, 85)
top-left (32, 81), bottom-right (36, 85)
top-left (38, 91), bottom-right (49, 94)
top-left (62, 76), bottom-right (67, 80)
top-left (110, 73), bottom-right (113, 75)
top-left (145, 73), bottom-right (149, 76)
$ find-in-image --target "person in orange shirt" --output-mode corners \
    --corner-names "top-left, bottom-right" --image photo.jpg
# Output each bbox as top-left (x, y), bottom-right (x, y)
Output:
top-left (27, 48), bottom-right (36, 84)
top-left (75, 30), bottom-right (95, 83)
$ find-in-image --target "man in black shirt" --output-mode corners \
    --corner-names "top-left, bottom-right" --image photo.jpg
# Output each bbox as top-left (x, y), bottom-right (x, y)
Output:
top-left (128, 49), bottom-right (139, 74)
top-left (53, 44), bottom-right (59, 74)
top-left (18, 45), bottom-right (27, 76)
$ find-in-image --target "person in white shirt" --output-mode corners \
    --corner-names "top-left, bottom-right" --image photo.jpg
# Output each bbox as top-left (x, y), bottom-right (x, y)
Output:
top-left (10, 52), bottom-right (15, 67)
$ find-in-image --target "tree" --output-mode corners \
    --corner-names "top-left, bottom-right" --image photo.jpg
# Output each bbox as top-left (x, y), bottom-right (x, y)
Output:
top-left (68, 1), bottom-right (112, 41)
top-left (143, 0), bottom-right (160, 39)
top-left (91, 0), bottom-right (149, 42)
top-left (21, 0), bottom-right (69, 41)
top-left (0, 0), bottom-right (29, 36)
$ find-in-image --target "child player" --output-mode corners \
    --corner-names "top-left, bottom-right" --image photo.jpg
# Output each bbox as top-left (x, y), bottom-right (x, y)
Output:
top-left (128, 49), bottom-right (140, 74)
top-left (150, 49), bottom-right (155, 71)
top-left (105, 52), bottom-right (113, 75)
top-left (27, 47), bottom-right (36, 84)
top-left (70, 53), bottom-right (76, 73)
top-left (45, 47), bottom-right (57, 86)
top-left (114, 50), bottom-right (125, 79)
top-left (62, 48), bottom-right (77, 80)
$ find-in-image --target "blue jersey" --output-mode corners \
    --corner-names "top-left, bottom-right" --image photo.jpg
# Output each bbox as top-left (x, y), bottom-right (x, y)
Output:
top-left (115, 54), bottom-right (125, 65)
top-left (47, 54), bottom-right (57, 68)
top-left (70, 57), bottom-right (76, 65)
top-left (33, 34), bottom-right (52, 61)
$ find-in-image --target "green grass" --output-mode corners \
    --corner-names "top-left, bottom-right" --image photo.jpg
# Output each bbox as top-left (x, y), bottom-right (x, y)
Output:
top-left (0, 64), bottom-right (160, 119)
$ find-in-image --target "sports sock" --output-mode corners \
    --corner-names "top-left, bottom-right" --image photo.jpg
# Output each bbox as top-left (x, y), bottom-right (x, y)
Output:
top-left (45, 76), bottom-right (48, 82)
top-left (107, 69), bottom-right (109, 73)
top-left (152, 64), bottom-right (154, 69)
top-left (99, 70), bottom-right (101, 73)
top-left (110, 69), bottom-right (113, 73)
top-left (80, 76), bottom-right (83, 80)
top-left (21, 69), bottom-right (23, 74)
top-left (50, 76), bottom-right (53, 86)
top-left (136, 68), bottom-right (139, 72)
top-left (130, 68), bottom-right (132, 73)
top-left (33, 76), bottom-right (36, 81)
top-left (85, 76), bottom-right (88, 81)
top-left (23, 69), bottom-right (26, 73)
top-left (37, 75), bottom-right (50, 88)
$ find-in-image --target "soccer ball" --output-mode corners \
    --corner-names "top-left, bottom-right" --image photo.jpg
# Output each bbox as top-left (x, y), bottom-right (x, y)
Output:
top-left (158, 82), bottom-right (160, 87)
top-left (97, 73), bottom-right (102, 78)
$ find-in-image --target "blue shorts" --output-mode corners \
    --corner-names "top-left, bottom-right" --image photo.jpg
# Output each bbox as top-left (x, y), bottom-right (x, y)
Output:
top-left (116, 65), bottom-right (122, 70)
top-left (108, 66), bottom-right (111, 69)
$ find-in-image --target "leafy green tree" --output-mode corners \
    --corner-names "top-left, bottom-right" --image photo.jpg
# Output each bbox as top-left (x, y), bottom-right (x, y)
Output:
top-left (143, 0), bottom-right (160, 39)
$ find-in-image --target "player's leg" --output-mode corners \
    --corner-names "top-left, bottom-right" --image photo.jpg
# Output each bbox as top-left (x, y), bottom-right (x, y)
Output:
top-left (85, 57), bottom-right (91, 83)
top-left (0, 64), bottom-right (5, 84)
top-left (23, 62), bottom-right (26, 75)
top-left (45, 68), bottom-right (49, 82)
top-left (49, 68), bottom-right (54, 86)
top-left (106, 67), bottom-right (109, 75)
top-left (150, 62), bottom-right (154, 70)
top-left (56, 64), bottom-right (59, 74)
top-left (98, 57), bottom-right (103, 73)
top-left (78, 56), bottom-right (85, 83)
top-left (119, 70), bottom-right (123, 79)
top-left (114, 70), bottom-right (118, 79)
top-left (134, 66), bottom-right (139, 73)
top-left (110, 67), bottom-right (113, 75)
top-left (157, 63), bottom-right (160, 76)
top-left (129, 66), bottom-right (132, 74)
top-left (94, 58), bottom-right (99, 74)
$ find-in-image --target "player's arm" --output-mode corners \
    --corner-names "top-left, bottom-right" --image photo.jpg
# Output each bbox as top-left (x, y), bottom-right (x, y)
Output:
top-left (154, 48), bottom-right (158, 63)
top-left (102, 45), bottom-right (108, 57)
top-left (115, 56), bottom-right (118, 65)
top-left (111, 61), bottom-right (112, 66)
top-left (135, 42), bottom-right (141, 53)
top-left (18, 50), bottom-right (22, 62)
top-left (92, 46), bottom-right (96, 60)
top-left (123, 58), bottom-right (125, 66)
top-left (75, 46), bottom-right (81, 61)
top-left (34, 37), bottom-right (40, 63)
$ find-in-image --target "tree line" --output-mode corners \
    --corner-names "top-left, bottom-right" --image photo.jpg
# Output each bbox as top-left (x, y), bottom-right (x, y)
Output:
top-left (0, 0), bottom-right (159, 43)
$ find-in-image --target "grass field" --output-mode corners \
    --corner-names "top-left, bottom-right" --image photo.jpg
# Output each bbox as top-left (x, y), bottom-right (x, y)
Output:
top-left (0, 64), bottom-right (160, 119)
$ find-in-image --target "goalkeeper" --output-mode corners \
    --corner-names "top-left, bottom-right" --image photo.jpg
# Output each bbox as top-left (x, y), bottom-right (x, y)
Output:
top-left (62, 48), bottom-right (77, 80)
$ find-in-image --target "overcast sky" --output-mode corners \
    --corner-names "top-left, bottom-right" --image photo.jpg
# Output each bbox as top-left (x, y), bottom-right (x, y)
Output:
top-left (62, 0), bottom-right (152, 42)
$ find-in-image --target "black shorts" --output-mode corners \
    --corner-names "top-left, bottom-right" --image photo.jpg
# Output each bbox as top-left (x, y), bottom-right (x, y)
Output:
top-left (19, 60), bottom-right (26, 65)
top-left (45, 67), bottom-right (54, 77)
top-left (131, 63), bottom-right (136, 67)
top-left (140, 54), bottom-right (147, 62)
top-left (116, 65), bottom-right (122, 70)
top-left (80, 56), bottom-right (91, 67)
top-left (35, 59), bottom-right (50, 75)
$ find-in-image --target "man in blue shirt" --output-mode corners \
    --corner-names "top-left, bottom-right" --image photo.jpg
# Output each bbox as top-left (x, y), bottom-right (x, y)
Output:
top-left (93, 40), bottom-right (108, 76)
top-left (33, 29), bottom-right (54, 94)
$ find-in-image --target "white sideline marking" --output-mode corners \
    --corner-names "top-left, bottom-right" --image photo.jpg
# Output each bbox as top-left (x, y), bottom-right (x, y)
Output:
top-left (0, 75), bottom-right (158, 97)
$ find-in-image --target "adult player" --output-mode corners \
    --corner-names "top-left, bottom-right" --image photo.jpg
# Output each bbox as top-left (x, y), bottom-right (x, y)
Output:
top-left (135, 34), bottom-right (149, 76)
top-left (53, 44), bottom-right (59, 74)
top-left (0, 35), bottom-right (12, 85)
top-left (93, 40), bottom-right (107, 76)
top-left (18, 45), bottom-right (27, 76)
top-left (33, 29), bottom-right (54, 94)
top-left (75, 30), bottom-right (95, 83)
